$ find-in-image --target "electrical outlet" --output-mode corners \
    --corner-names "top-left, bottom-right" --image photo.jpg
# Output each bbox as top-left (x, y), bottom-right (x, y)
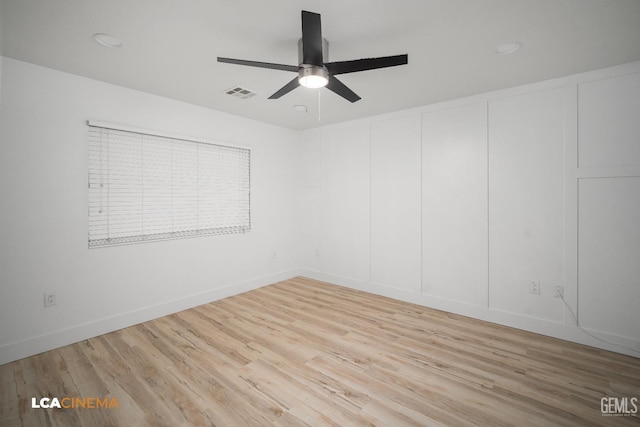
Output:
top-left (529, 280), bottom-right (540, 295)
top-left (44, 292), bottom-right (57, 307)
top-left (554, 285), bottom-right (564, 298)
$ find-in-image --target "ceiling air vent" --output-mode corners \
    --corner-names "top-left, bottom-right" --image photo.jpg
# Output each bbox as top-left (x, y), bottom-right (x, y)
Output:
top-left (224, 86), bottom-right (258, 99)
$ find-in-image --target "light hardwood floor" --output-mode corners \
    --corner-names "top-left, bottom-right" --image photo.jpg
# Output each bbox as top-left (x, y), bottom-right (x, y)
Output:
top-left (1, 277), bottom-right (639, 426)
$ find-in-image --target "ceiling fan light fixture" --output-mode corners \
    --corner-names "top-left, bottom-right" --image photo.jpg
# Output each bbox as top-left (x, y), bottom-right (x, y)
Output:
top-left (298, 65), bottom-right (329, 88)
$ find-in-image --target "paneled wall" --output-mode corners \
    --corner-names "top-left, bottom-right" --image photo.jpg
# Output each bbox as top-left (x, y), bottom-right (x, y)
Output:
top-left (422, 104), bottom-right (487, 306)
top-left (488, 88), bottom-right (565, 321)
top-left (578, 178), bottom-right (640, 340)
top-left (578, 72), bottom-right (640, 168)
top-left (301, 61), bottom-right (640, 356)
top-left (576, 71), bottom-right (640, 341)
top-left (319, 125), bottom-right (371, 283)
top-left (371, 117), bottom-right (421, 293)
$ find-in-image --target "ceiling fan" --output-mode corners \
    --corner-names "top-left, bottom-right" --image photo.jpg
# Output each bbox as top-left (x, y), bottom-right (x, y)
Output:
top-left (217, 10), bottom-right (408, 103)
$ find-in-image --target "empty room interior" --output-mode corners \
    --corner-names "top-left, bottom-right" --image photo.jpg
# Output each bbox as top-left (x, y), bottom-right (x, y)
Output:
top-left (1, 0), bottom-right (640, 425)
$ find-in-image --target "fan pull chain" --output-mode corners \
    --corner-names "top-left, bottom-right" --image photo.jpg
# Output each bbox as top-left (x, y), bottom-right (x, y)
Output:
top-left (318, 89), bottom-right (321, 122)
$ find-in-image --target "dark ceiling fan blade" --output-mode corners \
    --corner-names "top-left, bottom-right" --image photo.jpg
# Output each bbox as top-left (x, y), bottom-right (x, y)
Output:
top-left (301, 11), bottom-right (323, 66)
top-left (217, 57), bottom-right (298, 73)
top-left (325, 54), bottom-right (408, 75)
top-left (326, 75), bottom-right (361, 103)
top-left (268, 77), bottom-right (301, 99)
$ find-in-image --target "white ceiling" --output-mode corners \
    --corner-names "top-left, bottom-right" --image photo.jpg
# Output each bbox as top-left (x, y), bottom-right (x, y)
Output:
top-left (2, 0), bottom-right (640, 130)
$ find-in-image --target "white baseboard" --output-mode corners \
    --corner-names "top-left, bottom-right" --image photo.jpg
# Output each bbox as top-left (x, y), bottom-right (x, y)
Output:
top-left (0, 269), bottom-right (300, 365)
top-left (299, 269), bottom-right (640, 359)
top-left (3, 268), bottom-right (638, 364)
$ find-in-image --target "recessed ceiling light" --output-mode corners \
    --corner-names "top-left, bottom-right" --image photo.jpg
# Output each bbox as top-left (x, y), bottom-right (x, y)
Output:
top-left (292, 105), bottom-right (308, 113)
top-left (494, 41), bottom-right (521, 55)
top-left (93, 33), bottom-right (123, 48)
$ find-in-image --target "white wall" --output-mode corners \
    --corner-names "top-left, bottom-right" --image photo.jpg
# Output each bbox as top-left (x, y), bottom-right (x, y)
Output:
top-left (297, 129), bottom-right (322, 272)
top-left (422, 104), bottom-right (487, 306)
top-left (488, 88), bottom-right (565, 321)
top-left (578, 177), bottom-right (640, 339)
top-left (0, 2), bottom-right (4, 101)
top-left (0, 57), bottom-right (300, 364)
top-left (301, 61), bottom-right (640, 357)
top-left (371, 116), bottom-right (421, 293)
top-left (576, 71), bottom-right (640, 341)
top-left (319, 124), bottom-right (371, 283)
top-left (2, 56), bottom-right (639, 363)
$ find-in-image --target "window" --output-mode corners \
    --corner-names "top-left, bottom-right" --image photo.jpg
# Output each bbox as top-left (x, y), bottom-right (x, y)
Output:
top-left (88, 122), bottom-right (250, 247)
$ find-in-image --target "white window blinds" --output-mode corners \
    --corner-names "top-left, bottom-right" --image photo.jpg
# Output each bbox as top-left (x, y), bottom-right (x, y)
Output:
top-left (88, 122), bottom-right (250, 248)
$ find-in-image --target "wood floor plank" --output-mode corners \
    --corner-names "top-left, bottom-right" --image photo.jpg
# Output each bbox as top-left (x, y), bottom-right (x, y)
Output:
top-left (1, 277), bottom-right (639, 426)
